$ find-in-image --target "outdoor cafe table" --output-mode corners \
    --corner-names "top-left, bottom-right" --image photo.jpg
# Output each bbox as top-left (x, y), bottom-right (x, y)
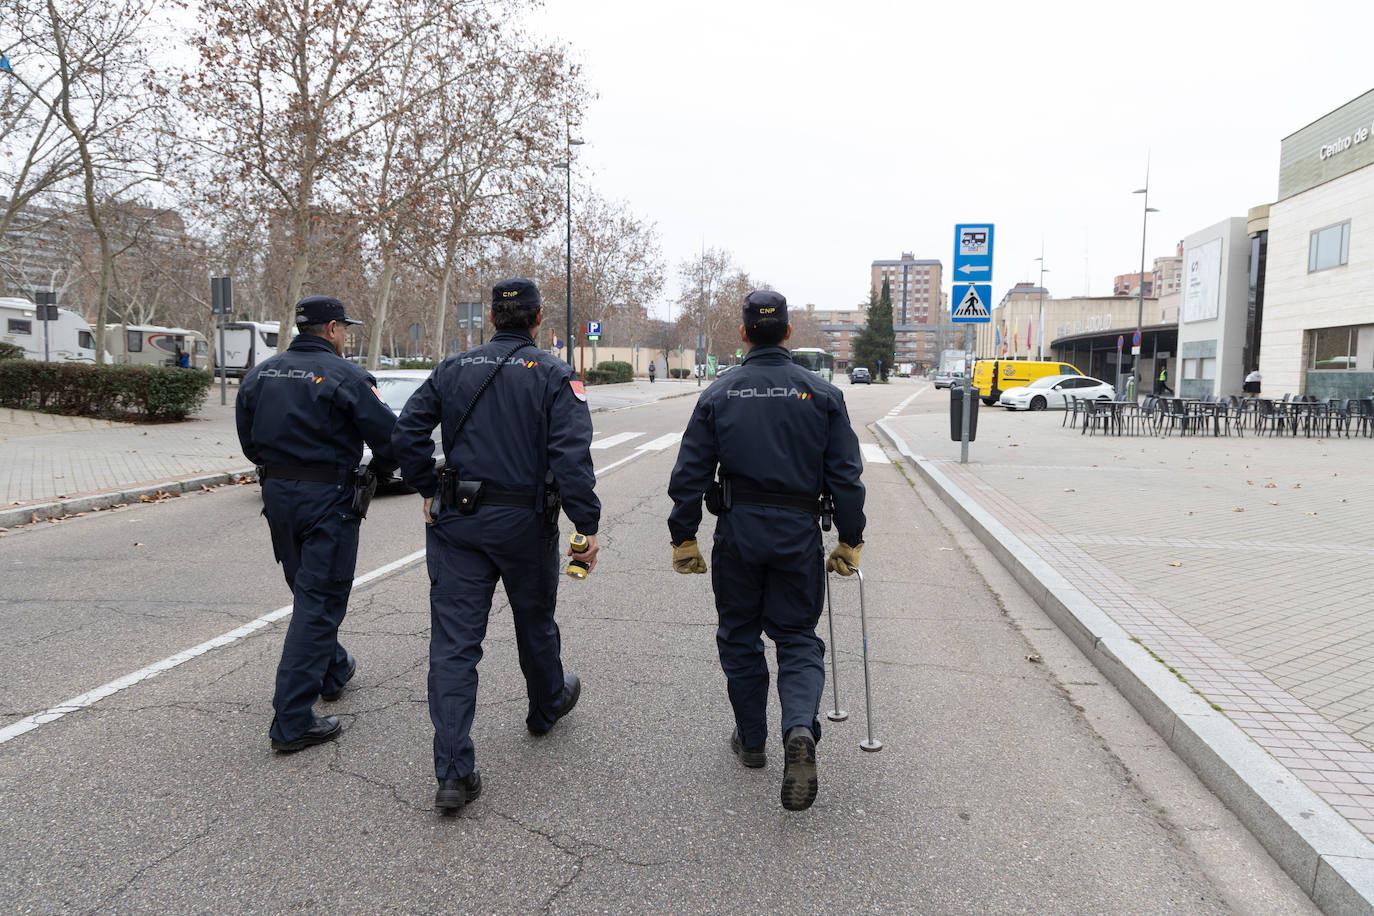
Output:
top-left (1282, 400), bottom-right (1332, 437)
top-left (1081, 400), bottom-right (1135, 436)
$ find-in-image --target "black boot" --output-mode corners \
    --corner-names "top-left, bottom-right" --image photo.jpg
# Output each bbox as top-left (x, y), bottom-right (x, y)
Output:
top-left (270, 715), bottom-right (342, 753)
top-left (435, 771), bottom-right (483, 815)
top-left (528, 674), bottom-right (581, 736)
top-left (730, 728), bottom-right (766, 768)
top-left (781, 726), bottom-right (818, 811)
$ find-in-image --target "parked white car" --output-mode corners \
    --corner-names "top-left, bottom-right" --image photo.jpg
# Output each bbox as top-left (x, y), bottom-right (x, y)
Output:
top-left (998, 374), bottom-right (1115, 410)
top-left (361, 369), bottom-right (442, 489)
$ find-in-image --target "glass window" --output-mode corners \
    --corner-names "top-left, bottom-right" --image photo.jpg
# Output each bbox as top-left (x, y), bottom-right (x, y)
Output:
top-left (1200, 357), bottom-right (1216, 379)
top-left (1310, 325), bottom-right (1360, 370)
top-left (1308, 221), bottom-right (1350, 272)
top-left (79, 330), bottom-right (93, 349)
top-left (8, 318), bottom-right (32, 335)
top-left (127, 330), bottom-right (143, 352)
top-left (262, 331), bottom-right (279, 348)
top-left (1183, 358), bottom-right (1198, 378)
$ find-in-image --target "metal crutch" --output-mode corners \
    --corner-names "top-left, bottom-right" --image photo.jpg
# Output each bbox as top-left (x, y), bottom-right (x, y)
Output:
top-left (824, 572), bottom-right (848, 722)
top-left (854, 568), bottom-right (882, 752)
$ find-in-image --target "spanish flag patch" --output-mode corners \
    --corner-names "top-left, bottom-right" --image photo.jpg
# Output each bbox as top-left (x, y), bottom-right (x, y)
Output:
top-left (569, 379), bottom-right (587, 402)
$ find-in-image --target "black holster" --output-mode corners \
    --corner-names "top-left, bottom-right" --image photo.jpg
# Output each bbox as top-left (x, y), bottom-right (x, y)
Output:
top-left (543, 470), bottom-right (562, 525)
top-left (350, 468), bottom-right (379, 518)
top-left (820, 491), bottom-right (834, 532)
top-left (704, 474), bottom-right (732, 516)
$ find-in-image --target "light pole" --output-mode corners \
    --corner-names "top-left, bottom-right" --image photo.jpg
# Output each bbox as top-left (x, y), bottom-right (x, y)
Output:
top-left (697, 243), bottom-right (705, 387)
top-left (1034, 247), bottom-right (1048, 360)
top-left (1132, 164), bottom-right (1159, 376)
top-left (554, 136), bottom-right (584, 376)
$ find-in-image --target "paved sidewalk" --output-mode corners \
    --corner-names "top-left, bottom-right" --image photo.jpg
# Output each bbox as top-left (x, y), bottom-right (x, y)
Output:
top-left (0, 377), bottom-right (698, 529)
top-left (879, 403), bottom-right (1374, 912)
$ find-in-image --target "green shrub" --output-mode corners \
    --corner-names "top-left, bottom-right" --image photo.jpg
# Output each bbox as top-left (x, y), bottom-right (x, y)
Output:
top-left (595, 360), bottom-right (633, 383)
top-left (0, 362), bottom-right (211, 421)
top-left (396, 359), bottom-right (436, 370)
top-left (0, 342), bottom-right (23, 361)
top-left (669, 368), bottom-right (690, 379)
top-left (582, 369), bottom-right (612, 385)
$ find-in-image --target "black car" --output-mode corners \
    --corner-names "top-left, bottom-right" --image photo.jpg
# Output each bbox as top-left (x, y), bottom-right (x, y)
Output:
top-left (851, 367), bottom-right (872, 384)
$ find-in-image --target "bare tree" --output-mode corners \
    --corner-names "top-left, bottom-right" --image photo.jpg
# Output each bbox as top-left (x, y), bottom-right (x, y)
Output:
top-left (400, 24), bottom-right (584, 370)
top-left (185, 0), bottom-right (478, 353)
top-left (535, 191), bottom-right (662, 350)
top-left (7, 0), bottom-right (174, 361)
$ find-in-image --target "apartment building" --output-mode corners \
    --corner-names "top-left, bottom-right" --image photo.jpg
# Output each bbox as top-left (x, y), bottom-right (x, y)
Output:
top-left (872, 252), bottom-right (948, 367)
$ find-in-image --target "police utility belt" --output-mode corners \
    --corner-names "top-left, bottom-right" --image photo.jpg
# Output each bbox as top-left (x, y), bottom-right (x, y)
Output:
top-left (257, 463), bottom-right (379, 518)
top-left (438, 467), bottom-right (561, 524)
top-left (706, 475), bottom-right (834, 531)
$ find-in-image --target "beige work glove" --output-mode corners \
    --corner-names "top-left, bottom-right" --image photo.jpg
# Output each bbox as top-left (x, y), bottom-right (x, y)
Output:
top-left (826, 542), bottom-right (862, 576)
top-left (672, 539), bottom-right (707, 574)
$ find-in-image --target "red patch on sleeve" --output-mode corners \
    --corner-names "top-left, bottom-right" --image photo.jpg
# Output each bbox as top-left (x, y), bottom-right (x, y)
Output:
top-left (569, 379), bottom-right (587, 402)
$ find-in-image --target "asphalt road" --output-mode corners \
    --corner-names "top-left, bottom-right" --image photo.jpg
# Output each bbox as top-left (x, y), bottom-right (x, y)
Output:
top-left (0, 378), bottom-right (1315, 913)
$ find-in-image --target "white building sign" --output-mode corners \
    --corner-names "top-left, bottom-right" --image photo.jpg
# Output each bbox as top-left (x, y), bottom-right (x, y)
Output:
top-left (1182, 238), bottom-right (1222, 323)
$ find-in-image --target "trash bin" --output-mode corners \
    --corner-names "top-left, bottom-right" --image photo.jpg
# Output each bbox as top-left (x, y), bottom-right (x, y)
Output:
top-left (949, 380), bottom-right (979, 442)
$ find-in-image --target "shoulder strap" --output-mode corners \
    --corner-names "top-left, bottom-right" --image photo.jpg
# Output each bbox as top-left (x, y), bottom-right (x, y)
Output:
top-left (450, 340), bottom-right (533, 442)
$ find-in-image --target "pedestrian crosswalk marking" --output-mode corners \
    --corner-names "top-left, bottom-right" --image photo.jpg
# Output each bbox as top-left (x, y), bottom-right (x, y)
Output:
top-left (590, 432), bottom-right (644, 450)
top-left (953, 286), bottom-right (989, 318)
top-left (638, 433), bottom-right (681, 451)
top-left (861, 443), bottom-right (886, 464)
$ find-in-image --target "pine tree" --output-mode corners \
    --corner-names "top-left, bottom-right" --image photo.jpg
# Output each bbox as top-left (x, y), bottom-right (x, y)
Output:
top-left (853, 279), bottom-right (896, 382)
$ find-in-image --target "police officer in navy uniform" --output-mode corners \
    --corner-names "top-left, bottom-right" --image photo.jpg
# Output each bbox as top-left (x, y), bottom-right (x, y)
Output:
top-left (392, 278), bottom-right (600, 815)
top-left (667, 289), bottom-right (865, 811)
top-left (236, 295), bottom-right (399, 753)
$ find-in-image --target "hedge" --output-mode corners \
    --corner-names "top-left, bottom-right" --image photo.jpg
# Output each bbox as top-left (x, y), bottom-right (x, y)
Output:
top-left (595, 360), bottom-right (633, 383)
top-left (669, 368), bottom-right (690, 379)
top-left (0, 343), bottom-right (23, 361)
top-left (0, 362), bottom-right (212, 421)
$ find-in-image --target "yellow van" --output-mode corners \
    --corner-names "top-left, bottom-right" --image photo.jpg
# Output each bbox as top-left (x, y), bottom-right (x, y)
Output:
top-left (972, 359), bottom-right (1084, 405)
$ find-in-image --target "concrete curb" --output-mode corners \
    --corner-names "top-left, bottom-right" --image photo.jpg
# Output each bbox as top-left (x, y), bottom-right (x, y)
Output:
top-left (0, 468), bottom-right (257, 531)
top-left (876, 418), bottom-right (1374, 915)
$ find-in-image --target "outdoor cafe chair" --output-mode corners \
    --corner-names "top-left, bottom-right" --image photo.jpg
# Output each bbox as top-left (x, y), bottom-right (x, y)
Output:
top-left (1352, 398), bottom-right (1374, 437)
top-left (1255, 399), bottom-right (1288, 436)
top-left (1327, 398), bottom-right (1352, 437)
top-left (1137, 396), bottom-right (1160, 434)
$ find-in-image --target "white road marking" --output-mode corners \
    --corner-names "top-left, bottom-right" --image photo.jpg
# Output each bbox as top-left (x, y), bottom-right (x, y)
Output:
top-left (594, 432), bottom-right (682, 476)
top-left (590, 432), bottom-right (644, 450)
top-left (884, 390), bottom-right (924, 418)
top-left (0, 549), bottom-right (428, 747)
top-left (861, 443), bottom-right (887, 464)
top-left (638, 433), bottom-right (682, 451)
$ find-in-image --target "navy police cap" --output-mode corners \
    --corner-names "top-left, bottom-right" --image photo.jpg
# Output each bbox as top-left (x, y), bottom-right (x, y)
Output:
top-left (742, 289), bottom-right (787, 327)
top-left (492, 277), bottom-right (541, 309)
top-left (295, 295), bottom-right (363, 326)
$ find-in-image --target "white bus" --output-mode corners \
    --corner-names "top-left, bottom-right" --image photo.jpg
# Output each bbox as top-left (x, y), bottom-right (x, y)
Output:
top-left (105, 324), bottom-right (210, 369)
top-left (791, 347), bottom-right (835, 381)
top-left (0, 297), bottom-right (104, 363)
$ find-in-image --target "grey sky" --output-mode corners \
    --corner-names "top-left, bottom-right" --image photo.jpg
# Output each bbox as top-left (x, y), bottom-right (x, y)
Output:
top-left (527, 0), bottom-right (1373, 319)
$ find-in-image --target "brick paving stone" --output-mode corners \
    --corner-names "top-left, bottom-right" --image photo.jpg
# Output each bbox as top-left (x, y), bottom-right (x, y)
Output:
top-left (885, 406), bottom-right (1374, 844)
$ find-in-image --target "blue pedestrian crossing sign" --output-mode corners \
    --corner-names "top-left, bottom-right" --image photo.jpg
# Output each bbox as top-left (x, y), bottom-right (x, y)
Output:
top-left (951, 284), bottom-right (992, 323)
top-left (586, 320), bottom-right (601, 341)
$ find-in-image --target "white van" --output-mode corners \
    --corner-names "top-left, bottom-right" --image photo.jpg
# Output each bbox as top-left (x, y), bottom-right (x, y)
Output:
top-left (0, 297), bottom-right (103, 363)
top-left (106, 324), bottom-right (210, 369)
top-left (214, 320), bottom-right (292, 377)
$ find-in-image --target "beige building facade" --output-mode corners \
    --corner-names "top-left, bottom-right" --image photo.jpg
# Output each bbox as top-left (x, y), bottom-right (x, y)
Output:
top-left (1261, 88), bottom-right (1374, 398)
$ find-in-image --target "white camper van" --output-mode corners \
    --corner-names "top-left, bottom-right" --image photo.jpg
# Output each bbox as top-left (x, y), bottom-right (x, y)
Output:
top-left (214, 320), bottom-right (291, 377)
top-left (0, 297), bottom-right (103, 363)
top-left (106, 324), bottom-right (210, 369)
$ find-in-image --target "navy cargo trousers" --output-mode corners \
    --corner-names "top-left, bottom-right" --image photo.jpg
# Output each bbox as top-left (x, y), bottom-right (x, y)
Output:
top-left (711, 506), bottom-right (826, 749)
top-left (262, 479), bottom-right (359, 744)
top-left (426, 505), bottom-right (566, 780)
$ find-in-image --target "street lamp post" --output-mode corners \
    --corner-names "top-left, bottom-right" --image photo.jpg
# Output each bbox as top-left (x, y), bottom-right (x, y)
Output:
top-left (554, 136), bottom-right (584, 377)
top-left (1034, 247), bottom-right (1048, 361)
top-left (1132, 165), bottom-right (1160, 376)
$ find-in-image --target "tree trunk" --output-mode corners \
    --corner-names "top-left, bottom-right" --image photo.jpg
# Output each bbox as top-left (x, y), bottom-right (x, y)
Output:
top-left (435, 255), bottom-right (454, 359)
top-left (366, 259), bottom-right (397, 370)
